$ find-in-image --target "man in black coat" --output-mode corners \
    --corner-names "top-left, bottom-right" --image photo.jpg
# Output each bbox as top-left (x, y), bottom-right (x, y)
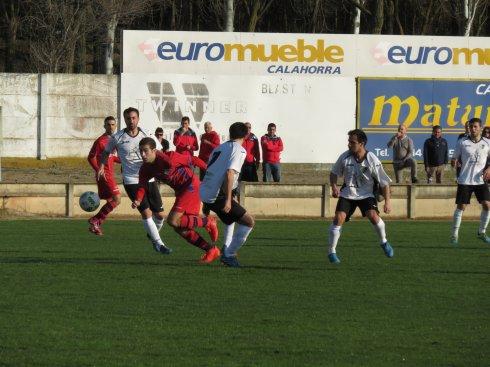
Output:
top-left (423, 125), bottom-right (448, 184)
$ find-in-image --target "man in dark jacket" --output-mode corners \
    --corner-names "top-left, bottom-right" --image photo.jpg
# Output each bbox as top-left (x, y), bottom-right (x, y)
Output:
top-left (423, 125), bottom-right (448, 184)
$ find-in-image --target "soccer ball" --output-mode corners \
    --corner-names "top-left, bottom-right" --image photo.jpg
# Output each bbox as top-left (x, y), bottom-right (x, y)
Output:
top-left (79, 191), bottom-right (100, 212)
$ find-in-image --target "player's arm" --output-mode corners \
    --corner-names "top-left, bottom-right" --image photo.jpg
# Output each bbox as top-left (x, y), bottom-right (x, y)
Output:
top-left (387, 135), bottom-right (396, 148)
top-left (132, 169), bottom-right (150, 209)
top-left (329, 172), bottom-right (340, 198)
top-left (192, 134), bottom-right (199, 152)
top-left (173, 131), bottom-right (185, 149)
top-left (451, 140), bottom-right (462, 168)
top-left (97, 136), bottom-right (116, 180)
top-left (223, 169), bottom-right (236, 213)
top-left (381, 184), bottom-right (391, 214)
top-left (87, 141), bottom-right (99, 172)
top-left (191, 156), bottom-right (207, 170)
top-left (405, 138), bottom-right (414, 160)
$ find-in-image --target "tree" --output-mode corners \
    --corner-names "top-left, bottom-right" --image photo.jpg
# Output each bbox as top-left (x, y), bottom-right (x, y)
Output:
top-left (94, 0), bottom-right (152, 75)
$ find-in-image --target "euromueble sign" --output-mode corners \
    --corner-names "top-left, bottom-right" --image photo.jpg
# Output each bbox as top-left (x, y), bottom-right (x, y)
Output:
top-left (358, 78), bottom-right (490, 161)
top-left (123, 30), bottom-right (489, 78)
top-left (121, 73), bottom-right (356, 163)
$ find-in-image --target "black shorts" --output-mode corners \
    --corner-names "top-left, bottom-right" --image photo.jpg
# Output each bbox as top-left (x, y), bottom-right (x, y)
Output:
top-left (335, 196), bottom-right (379, 222)
top-left (203, 196), bottom-right (247, 225)
top-left (124, 182), bottom-right (164, 213)
top-left (455, 184), bottom-right (490, 204)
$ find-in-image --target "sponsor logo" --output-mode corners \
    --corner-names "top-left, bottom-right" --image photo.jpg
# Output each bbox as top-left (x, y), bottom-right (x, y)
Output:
top-left (374, 42), bottom-right (490, 65)
top-left (155, 39), bottom-right (344, 63)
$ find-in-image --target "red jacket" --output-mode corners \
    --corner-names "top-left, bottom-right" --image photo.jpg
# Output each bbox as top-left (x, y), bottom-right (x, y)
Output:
top-left (87, 133), bottom-right (120, 177)
top-left (242, 133), bottom-right (260, 164)
top-left (173, 128), bottom-right (199, 157)
top-left (261, 134), bottom-right (283, 163)
top-left (198, 131), bottom-right (220, 163)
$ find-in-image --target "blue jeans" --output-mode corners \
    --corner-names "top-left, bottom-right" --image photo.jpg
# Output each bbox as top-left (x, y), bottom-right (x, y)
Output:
top-left (263, 162), bottom-right (281, 182)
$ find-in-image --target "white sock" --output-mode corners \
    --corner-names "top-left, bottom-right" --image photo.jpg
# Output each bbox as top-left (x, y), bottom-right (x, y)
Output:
top-left (226, 224), bottom-right (252, 257)
top-left (479, 209), bottom-right (490, 234)
top-left (152, 214), bottom-right (164, 231)
top-left (452, 209), bottom-right (464, 238)
top-left (223, 223), bottom-right (235, 247)
top-left (328, 224), bottom-right (341, 254)
top-left (143, 218), bottom-right (164, 246)
top-left (373, 218), bottom-right (387, 244)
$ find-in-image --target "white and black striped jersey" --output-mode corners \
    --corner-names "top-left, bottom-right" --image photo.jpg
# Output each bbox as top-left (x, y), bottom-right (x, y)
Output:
top-left (332, 151), bottom-right (391, 200)
top-left (199, 141), bottom-right (246, 203)
top-left (104, 128), bottom-right (161, 185)
top-left (454, 136), bottom-right (490, 185)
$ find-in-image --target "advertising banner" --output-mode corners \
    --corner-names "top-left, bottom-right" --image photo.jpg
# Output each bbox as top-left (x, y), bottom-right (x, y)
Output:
top-left (358, 78), bottom-right (490, 161)
top-left (123, 30), bottom-right (489, 78)
top-left (121, 73), bottom-right (356, 163)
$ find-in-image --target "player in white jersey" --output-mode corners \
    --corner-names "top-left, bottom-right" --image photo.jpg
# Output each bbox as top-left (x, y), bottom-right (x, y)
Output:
top-left (97, 107), bottom-right (171, 254)
top-left (200, 122), bottom-right (254, 267)
top-left (450, 117), bottom-right (490, 245)
top-left (327, 129), bottom-right (394, 264)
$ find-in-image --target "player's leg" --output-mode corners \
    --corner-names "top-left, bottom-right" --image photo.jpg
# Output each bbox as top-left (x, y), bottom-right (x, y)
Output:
top-left (425, 166), bottom-right (433, 184)
top-left (408, 158), bottom-right (418, 183)
top-left (475, 185), bottom-right (490, 243)
top-left (327, 197), bottom-right (354, 264)
top-left (147, 181), bottom-right (166, 231)
top-left (451, 185), bottom-right (470, 244)
top-left (89, 180), bottom-right (121, 236)
top-left (125, 183), bottom-right (171, 254)
top-left (393, 163), bottom-right (401, 183)
top-left (360, 197), bottom-right (393, 258)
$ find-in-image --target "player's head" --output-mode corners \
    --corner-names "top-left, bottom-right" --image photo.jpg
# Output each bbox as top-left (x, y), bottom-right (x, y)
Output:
top-left (139, 137), bottom-right (157, 163)
top-left (104, 116), bottom-right (117, 135)
top-left (397, 124), bottom-right (407, 135)
top-left (181, 116), bottom-right (190, 128)
top-left (468, 117), bottom-right (482, 138)
top-left (483, 126), bottom-right (490, 139)
top-left (229, 122), bottom-right (248, 141)
top-left (347, 129), bottom-right (367, 154)
top-left (245, 122), bottom-right (252, 131)
top-left (123, 107), bottom-right (140, 130)
top-left (267, 123), bottom-right (276, 135)
top-left (204, 121), bottom-right (213, 133)
top-left (154, 127), bottom-right (164, 141)
top-left (432, 125), bottom-right (442, 138)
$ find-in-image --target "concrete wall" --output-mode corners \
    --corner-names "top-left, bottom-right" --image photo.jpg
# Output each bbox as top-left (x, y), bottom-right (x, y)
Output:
top-left (0, 73), bottom-right (118, 158)
top-left (0, 182), bottom-right (483, 219)
top-left (0, 74), bottom-right (38, 157)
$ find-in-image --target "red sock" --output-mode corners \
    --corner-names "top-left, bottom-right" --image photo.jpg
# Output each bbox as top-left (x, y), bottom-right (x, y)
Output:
top-left (179, 215), bottom-right (208, 230)
top-left (95, 200), bottom-right (117, 223)
top-left (179, 229), bottom-right (212, 251)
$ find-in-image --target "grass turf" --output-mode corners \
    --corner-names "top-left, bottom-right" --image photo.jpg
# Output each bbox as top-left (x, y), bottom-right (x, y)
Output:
top-left (0, 219), bottom-right (488, 367)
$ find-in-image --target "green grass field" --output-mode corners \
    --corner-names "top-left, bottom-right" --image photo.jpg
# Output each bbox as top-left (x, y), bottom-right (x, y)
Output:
top-left (0, 219), bottom-right (488, 367)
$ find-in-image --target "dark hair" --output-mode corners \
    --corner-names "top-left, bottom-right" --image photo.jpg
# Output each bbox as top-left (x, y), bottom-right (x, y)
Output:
top-left (468, 117), bottom-right (482, 126)
top-left (432, 125), bottom-right (442, 132)
top-left (139, 137), bottom-right (156, 150)
top-left (483, 126), bottom-right (490, 135)
top-left (104, 116), bottom-right (116, 124)
top-left (181, 116), bottom-right (190, 123)
top-left (123, 107), bottom-right (139, 117)
top-left (229, 122), bottom-right (248, 140)
top-left (155, 127), bottom-right (163, 134)
top-left (348, 129), bottom-right (367, 145)
top-left (267, 123), bottom-right (276, 129)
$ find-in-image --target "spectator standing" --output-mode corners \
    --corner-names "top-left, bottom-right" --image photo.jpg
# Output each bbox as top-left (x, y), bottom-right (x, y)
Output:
top-left (261, 123), bottom-right (283, 182)
top-left (154, 127), bottom-right (169, 152)
top-left (387, 125), bottom-right (418, 183)
top-left (198, 121), bottom-right (220, 180)
top-left (173, 116), bottom-right (198, 157)
top-left (240, 122), bottom-right (260, 182)
top-left (483, 126), bottom-right (490, 139)
top-left (423, 125), bottom-right (448, 184)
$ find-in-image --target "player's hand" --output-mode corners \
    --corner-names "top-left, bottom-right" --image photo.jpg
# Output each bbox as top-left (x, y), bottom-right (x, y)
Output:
top-left (384, 200), bottom-right (392, 214)
top-left (131, 200), bottom-right (140, 209)
top-left (203, 139), bottom-right (210, 145)
top-left (331, 186), bottom-right (340, 198)
top-left (186, 145), bottom-right (191, 150)
top-left (97, 165), bottom-right (106, 181)
top-left (223, 199), bottom-right (232, 213)
top-left (484, 168), bottom-right (490, 181)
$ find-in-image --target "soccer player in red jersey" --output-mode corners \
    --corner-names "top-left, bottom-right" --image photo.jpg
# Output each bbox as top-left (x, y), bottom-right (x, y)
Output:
top-left (132, 137), bottom-right (220, 263)
top-left (87, 116), bottom-right (121, 235)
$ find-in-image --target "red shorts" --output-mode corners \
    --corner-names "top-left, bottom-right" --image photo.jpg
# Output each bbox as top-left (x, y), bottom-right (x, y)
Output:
top-left (97, 175), bottom-right (120, 200)
top-left (171, 175), bottom-right (201, 215)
